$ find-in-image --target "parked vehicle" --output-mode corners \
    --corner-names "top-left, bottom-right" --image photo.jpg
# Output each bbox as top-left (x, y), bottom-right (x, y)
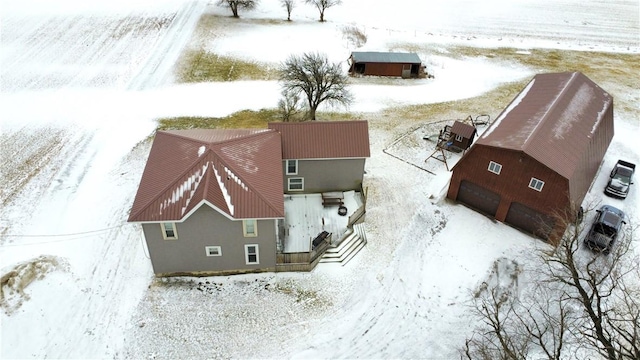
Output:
top-left (604, 160), bottom-right (635, 199)
top-left (584, 205), bottom-right (626, 255)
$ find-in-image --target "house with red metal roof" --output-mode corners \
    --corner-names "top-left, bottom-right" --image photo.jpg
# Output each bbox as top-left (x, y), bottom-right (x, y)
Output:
top-left (447, 72), bottom-right (613, 244)
top-left (128, 121), bottom-right (370, 276)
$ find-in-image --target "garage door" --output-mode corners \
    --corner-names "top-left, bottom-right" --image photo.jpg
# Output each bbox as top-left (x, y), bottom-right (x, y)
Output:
top-left (505, 202), bottom-right (555, 240)
top-left (457, 180), bottom-right (501, 217)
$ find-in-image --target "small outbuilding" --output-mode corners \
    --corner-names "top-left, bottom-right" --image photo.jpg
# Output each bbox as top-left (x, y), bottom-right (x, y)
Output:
top-left (447, 72), bottom-right (614, 244)
top-left (446, 120), bottom-right (477, 151)
top-left (348, 51), bottom-right (426, 78)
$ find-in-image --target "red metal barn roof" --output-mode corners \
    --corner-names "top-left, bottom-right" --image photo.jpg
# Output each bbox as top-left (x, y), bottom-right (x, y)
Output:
top-left (268, 120), bottom-right (371, 159)
top-left (477, 72), bottom-right (613, 180)
top-left (128, 129), bottom-right (285, 222)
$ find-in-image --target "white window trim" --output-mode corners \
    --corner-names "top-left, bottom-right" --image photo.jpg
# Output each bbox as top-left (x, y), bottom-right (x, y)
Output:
top-left (488, 161), bottom-right (502, 175)
top-left (244, 244), bottom-right (260, 265)
top-left (243, 219), bottom-right (258, 237)
top-left (286, 159), bottom-right (298, 175)
top-left (529, 177), bottom-right (545, 192)
top-left (288, 177), bottom-right (304, 191)
top-left (455, 134), bottom-right (463, 142)
top-left (205, 246), bottom-right (222, 257)
top-left (160, 222), bottom-right (178, 240)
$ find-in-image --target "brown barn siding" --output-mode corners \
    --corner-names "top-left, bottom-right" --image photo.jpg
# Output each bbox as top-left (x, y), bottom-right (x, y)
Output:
top-left (449, 145), bottom-right (571, 241)
top-left (451, 137), bottom-right (471, 150)
top-left (362, 62), bottom-right (408, 77)
top-left (568, 103), bottom-right (614, 208)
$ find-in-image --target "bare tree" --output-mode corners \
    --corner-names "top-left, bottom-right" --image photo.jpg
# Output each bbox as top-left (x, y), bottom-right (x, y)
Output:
top-left (277, 89), bottom-right (304, 121)
top-left (304, 0), bottom-right (341, 22)
top-left (278, 52), bottom-right (352, 120)
top-left (542, 209), bottom-right (640, 359)
top-left (462, 284), bottom-right (530, 360)
top-left (462, 207), bottom-right (640, 359)
top-left (280, 0), bottom-right (295, 21)
top-left (217, 0), bottom-right (258, 18)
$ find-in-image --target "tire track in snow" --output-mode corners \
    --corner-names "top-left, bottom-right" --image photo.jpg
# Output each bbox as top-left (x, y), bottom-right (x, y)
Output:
top-left (128, 0), bottom-right (207, 90)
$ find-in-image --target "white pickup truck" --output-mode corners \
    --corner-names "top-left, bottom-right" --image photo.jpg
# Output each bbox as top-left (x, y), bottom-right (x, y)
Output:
top-left (604, 160), bottom-right (635, 199)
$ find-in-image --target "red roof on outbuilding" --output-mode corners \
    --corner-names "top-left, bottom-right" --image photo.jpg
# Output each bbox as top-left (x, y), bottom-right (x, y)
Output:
top-left (477, 72), bottom-right (613, 179)
top-left (451, 121), bottom-right (476, 139)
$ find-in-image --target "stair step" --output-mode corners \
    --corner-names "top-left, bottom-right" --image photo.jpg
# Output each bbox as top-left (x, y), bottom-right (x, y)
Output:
top-left (320, 232), bottom-right (364, 264)
top-left (322, 241), bottom-right (361, 260)
top-left (341, 240), bottom-right (366, 266)
top-left (325, 234), bottom-right (361, 258)
top-left (326, 231), bottom-right (358, 253)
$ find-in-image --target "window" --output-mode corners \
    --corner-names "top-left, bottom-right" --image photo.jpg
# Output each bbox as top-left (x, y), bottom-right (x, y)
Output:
top-left (288, 177), bottom-right (304, 191)
top-left (488, 161), bottom-right (502, 175)
top-left (245, 244), bottom-right (259, 265)
top-left (205, 246), bottom-right (222, 257)
top-left (286, 159), bottom-right (298, 175)
top-left (243, 219), bottom-right (258, 237)
top-left (455, 134), bottom-right (463, 142)
top-left (161, 222), bottom-right (178, 240)
top-left (529, 177), bottom-right (545, 192)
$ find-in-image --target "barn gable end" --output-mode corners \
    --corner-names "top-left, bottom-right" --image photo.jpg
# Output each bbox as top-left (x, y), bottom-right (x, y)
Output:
top-left (448, 72), bottom-right (613, 244)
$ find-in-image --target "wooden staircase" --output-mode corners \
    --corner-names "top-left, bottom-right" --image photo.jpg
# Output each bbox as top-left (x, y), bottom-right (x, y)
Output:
top-left (320, 223), bottom-right (367, 266)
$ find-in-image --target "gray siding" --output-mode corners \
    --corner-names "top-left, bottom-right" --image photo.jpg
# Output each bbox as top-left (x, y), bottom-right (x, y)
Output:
top-left (142, 205), bottom-right (277, 276)
top-left (283, 158), bottom-right (365, 194)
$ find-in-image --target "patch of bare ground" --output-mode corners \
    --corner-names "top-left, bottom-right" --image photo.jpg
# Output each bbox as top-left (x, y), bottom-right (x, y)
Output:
top-left (109, 15), bottom-right (176, 40)
top-left (0, 255), bottom-right (69, 315)
top-left (0, 127), bottom-right (66, 206)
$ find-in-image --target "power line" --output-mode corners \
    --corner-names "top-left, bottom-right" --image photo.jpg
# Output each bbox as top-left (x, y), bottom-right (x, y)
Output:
top-left (2, 225), bottom-right (124, 238)
top-left (0, 224), bottom-right (138, 247)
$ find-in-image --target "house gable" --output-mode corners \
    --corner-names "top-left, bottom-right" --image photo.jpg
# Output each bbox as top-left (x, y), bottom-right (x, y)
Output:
top-left (142, 205), bottom-right (277, 276)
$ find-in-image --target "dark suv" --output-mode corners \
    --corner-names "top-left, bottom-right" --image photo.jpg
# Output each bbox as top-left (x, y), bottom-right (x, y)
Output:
top-left (584, 205), bottom-right (626, 255)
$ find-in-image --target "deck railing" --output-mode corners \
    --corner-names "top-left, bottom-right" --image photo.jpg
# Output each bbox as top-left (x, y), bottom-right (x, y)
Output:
top-left (347, 185), bottom-right (368, 226)
top-left (275, 233), bottom-right (332, 272)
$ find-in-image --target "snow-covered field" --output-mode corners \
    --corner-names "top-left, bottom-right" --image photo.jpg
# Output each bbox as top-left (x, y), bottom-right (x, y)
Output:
top-left (1, 0), bottom-right (638, 358)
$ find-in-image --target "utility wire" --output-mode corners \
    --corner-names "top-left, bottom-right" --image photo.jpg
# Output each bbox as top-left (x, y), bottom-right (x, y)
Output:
top-left (2, 225), bottom-right (124, 238)
top-left (0, 224), bottom-right (138, 247)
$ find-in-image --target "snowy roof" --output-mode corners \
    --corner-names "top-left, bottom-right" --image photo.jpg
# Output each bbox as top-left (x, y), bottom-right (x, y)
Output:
top-left (350, 51), bottom-right (422, 64)
top-left (128, 129), bottom-right (285, 222)
top-left (477, 71), bottom-right (613, 179)
top-left (268, 120), bottom-right (370, 160)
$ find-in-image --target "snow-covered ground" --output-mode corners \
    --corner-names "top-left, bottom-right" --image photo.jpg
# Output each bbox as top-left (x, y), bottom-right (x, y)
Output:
top-left (1, 0), bottom-right (638, 358)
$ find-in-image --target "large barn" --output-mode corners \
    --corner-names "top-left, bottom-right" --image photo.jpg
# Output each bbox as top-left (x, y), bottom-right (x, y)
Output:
top-left (348, 51), bottom-right (426, 78)
top-left (447, 72), bottom-right (614, 244)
